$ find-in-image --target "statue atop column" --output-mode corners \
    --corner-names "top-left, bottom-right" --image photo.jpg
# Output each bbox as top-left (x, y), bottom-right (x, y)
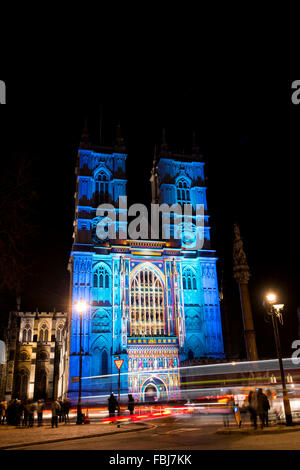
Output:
top-left (233, 224), bottom-right (258, 361)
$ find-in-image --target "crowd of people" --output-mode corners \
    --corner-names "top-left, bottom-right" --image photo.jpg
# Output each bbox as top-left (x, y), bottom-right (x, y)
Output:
top-left (0, 397), bottom-right (71, 427)
top-left (0, 394), bottom-right (135, 427)
top-left (1, 391), bottom-right (272, 430)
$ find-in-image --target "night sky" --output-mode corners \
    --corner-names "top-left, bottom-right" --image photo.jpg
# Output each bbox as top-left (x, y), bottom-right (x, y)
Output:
top-left (0, 78), bottom-right (299, 359)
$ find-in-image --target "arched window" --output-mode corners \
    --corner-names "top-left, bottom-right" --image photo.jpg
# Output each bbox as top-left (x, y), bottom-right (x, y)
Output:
top-left (22, 324), bottom-right (32, 343)
top-left (176, 179), bottom-right (191, 205)
top-left (182, 267), bottom-right (197, 290)
top-left (102, 350), bottom-right (108, 376)
top-left (95, 171), bottom-right (109, 203)
top-left (93, 264), bottom-right (110, 289)
top-left (56, 324), bottom-right (64, 342)
top-left (130, 265), bottom-right (165, 336)
top-left (22, 329), bottom-right (27, 342)
top-left (16, 369), bottom-right (29, 399)
top-left (39, 324), bottom-right (49, 343)
top-left (91, 347), bottom-right (101, 377)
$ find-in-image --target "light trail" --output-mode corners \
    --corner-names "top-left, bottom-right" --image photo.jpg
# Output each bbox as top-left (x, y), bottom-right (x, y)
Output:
top-left (80, 358), bottom-right (300, 382)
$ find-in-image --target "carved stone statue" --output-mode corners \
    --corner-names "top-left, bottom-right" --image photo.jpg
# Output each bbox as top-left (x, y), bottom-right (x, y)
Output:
top-left (233, 223), bottom-right (250, 284)
top-left (233, 224), bottom-right (248, 267)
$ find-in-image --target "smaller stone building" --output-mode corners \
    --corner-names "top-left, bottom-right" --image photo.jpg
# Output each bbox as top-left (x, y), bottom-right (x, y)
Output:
top-left (3, 311), bottom-right (69, 401)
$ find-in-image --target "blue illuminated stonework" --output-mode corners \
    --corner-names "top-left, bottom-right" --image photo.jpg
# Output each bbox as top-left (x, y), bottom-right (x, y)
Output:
top-left (68, 131), bottom-right (224, 403)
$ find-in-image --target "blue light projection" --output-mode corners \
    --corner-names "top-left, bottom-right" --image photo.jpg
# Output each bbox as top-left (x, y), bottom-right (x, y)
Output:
top-left (68, 145), bottom-right (224, 403)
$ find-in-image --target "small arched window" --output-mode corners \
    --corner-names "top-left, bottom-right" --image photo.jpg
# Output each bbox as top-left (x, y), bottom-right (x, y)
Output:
top-left (57, 324), bottom-right (64, 342)
top-left (177, 179), bottom-right (191, 205)
top-left (22, 324), bottom-right (32, 343)
top-left (39, 324), bottom-right (49, 343)
top-left (95, 171), bottom-right (109, 203)
top-left (183, 267), bottom-right (197, 291)
top-left (93, 264), bottom-right (110, 289)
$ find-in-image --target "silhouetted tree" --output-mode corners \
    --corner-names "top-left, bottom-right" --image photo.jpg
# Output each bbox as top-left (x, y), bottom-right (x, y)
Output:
top-left (0, 153), bottom-right (38, 305)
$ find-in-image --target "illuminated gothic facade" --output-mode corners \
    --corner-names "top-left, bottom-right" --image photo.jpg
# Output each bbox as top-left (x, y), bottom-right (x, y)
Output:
top-left (68, 127), bottom-right (224, 403)
top-left (2, 311), bottom-right (68, 401)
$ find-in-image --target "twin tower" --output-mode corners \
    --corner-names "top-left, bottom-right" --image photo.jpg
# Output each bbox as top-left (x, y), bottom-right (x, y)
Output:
top-left (68, 125), bottom-right (224, 403)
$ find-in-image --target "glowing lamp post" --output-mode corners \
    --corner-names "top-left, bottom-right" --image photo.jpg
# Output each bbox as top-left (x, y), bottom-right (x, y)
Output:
top-left (263, 293), bottom-right (293, 426)
top-left (75, 299), bottom-right (89, 425)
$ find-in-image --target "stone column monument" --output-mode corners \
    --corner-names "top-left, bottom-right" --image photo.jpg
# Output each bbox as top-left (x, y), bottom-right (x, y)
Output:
top-left (233, 224), bottom-right (258, 361)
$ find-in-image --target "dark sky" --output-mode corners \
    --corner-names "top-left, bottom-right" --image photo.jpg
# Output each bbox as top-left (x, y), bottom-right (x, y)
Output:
top-left (0, 78), bottom-right (299, 359)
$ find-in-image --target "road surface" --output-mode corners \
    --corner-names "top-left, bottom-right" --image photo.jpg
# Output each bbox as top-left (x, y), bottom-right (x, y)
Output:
top-left (9, 414), bottom-right (300, 450)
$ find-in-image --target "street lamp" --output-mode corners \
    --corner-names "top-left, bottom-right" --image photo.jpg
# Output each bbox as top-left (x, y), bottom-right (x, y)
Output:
top-left (263, 292), bottom-right (293, 426)
top-left (75, 299), bottom-right (89, 425)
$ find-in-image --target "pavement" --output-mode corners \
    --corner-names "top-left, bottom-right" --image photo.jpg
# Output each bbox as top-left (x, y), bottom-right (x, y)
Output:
top-left (0, 421), bottom-right (150, 450)
top-left (217, 423), bottom-right (300, 435)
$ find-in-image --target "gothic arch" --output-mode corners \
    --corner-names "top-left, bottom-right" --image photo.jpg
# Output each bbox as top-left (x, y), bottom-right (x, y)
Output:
top-left (187, 334), bottom-right (205, 359)
top-left (129, 263), bottom-right (166, 336)
top-left (175, 174), bottom-right (192, 187)
top-left (141, 375), bottom-right (168, 401)
top-left (130, 262), bottom-right (165, 285)
top-left (176, 176), bottom-right (192, 205)
top-left (22, 323), bottom-right (32, 343)
top-left (56, 323), bottom-right (64, 342)
top-left (94, 165), bottom-right (112, 181)
top-left (38, 322), bottom-right (50, 343)
top-left (91, 309), bottom-right (110, 332)
top-left (15, 368), bottom-right (30, 399)
top-left (92, 262), bottom-right (112, 287)
top-left (185, 308), bottom-right (202, 330)
top-left (90, 334), bottom-right (110, 351)
top-left (182, 266), bottom-right (197, 290)
top-left (90, 335), bottom-right (110, 377)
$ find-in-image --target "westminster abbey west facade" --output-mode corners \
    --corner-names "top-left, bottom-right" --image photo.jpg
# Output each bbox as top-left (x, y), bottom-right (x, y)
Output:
top-left (68, 124), bottom-right (224, 403)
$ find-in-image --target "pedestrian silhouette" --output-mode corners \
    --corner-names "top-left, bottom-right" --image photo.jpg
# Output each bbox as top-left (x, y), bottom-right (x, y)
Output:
top-left (248, 391), bottom-right (258, 429)
top-left (108, 393), bottom-right (118, 419)
top-left (51, 399), bottom-right (61, 428)
top-left (256, 389), bottom-right (266, 429)
top-left (62, 398), bottom-right (71, 423)
top-left (223, 393), bottom-right (234, 427)
top-left (128, 394), bottom-right (135, 415)
top-left (37, 399), bottom-right (45, 427)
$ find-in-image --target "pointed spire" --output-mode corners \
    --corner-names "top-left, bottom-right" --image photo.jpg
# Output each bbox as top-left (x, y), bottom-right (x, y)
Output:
top-left (153, 144), bottom-right (157, 166)
top-left (80, 118), bottom-right (90, 148)
top-left (99, 104), bottom-right (103, 145)
top-left (192, 131), bottom-right (201, 155)
top-left (150, 145), bottom-right (160, 204)
top-left (161, 128), bottom-right (168, 154)
top-left (114, 120), bottom-right (126, 152)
